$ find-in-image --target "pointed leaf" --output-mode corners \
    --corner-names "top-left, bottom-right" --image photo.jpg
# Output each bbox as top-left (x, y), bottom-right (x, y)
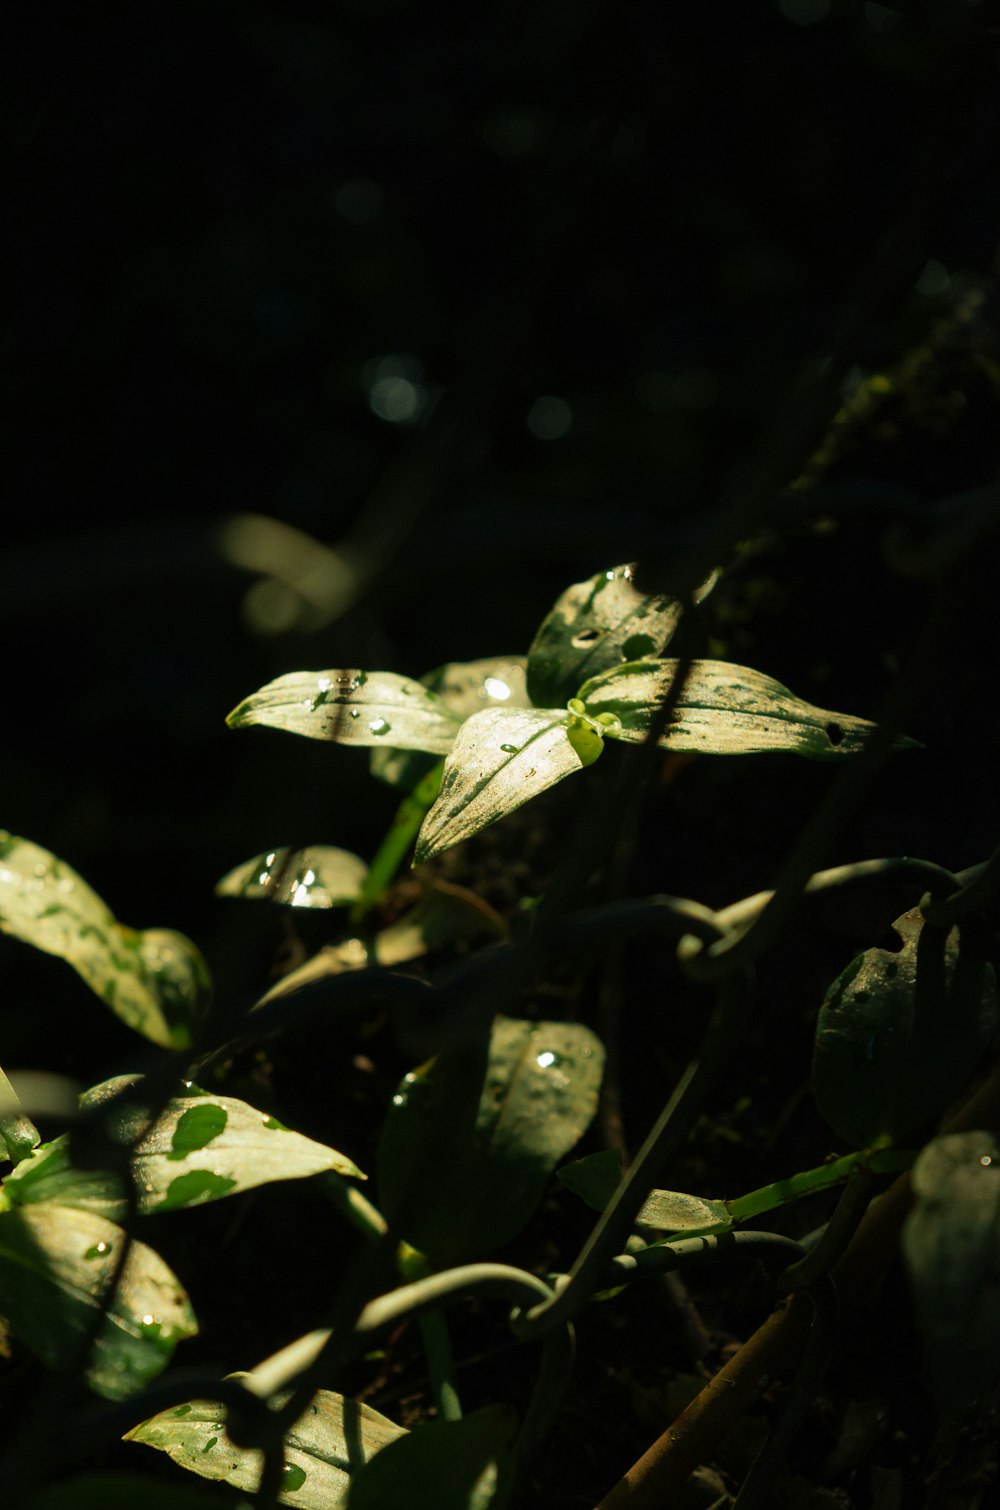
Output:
top-left (227, 670), bottom-right (461, 753)
top-left (578, 659), bottom-right (885, 758)
top-left (3, 1080), bottom-right (363, 1219)
top-left (0, 1064), bottom-right (40, 1165)
top-left (216, 847), bottom-right (369, 908)
top-left (0, 833), bottom-right (209, 1048)
top-left (378, 1015), bottom-right (604, 1266)
top-left (557, 1151), bottom-right (730, 1234)
top-left (413, 708), bottom-right (584, 862)
top-left (903, 1132), bottom-right (1000, 1424)
top-left (125, 1375), bottom-right (405, 1507)
top-left (25, 1470), bottom-right (253, 1510)
top-left (371, 657), bottom-right (530, 791)
top-left (345, 1405), bottom-right (515, 1510)
top-left (0, 1204), bottom-right (197, 1398)
top-left (527, 563), bottom-right (713, 710)
top-left (813, 910), bottom-right (999, 1147)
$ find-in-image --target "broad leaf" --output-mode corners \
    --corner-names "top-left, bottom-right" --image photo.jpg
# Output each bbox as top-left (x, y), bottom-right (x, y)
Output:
top-left (345, 1405), bottom-right (515, 1510)
top-left (0, 1203), bottom-right (197, 1399)
top-left (374, 882), bottom-right (507, 966)
top-left (25, 1470), bottom-right (253, 1510)
top-left (126, 1374), bottom-right (405, 1507)
top-left (903, 1132), bottom-right (1000, 1423)
top-left (371, 657), bottom-right (529, 791)
top-left (813, 910), bottom-right (998, 1147)
top-left (0, 1064), bottom-right (40, 1165)
top-left (3, 1080), bottom-right (363, 1219)
top-left (0, 833), bottom-right (210, 1049)
top-left (378, 1015), bottom-right (604, 1266)
top-left (557, 1151), bottom-right (731, 1234)
top-left (227, 670), bottom-right (461, 753)
top-left (527, 563), bottom-right (712, 710)
top-left (413, 708), bottom-right (585, 862)
top-left (578, 659), bottom-right (882, 758)
top-left (216, 847), bottom-right (369, 908)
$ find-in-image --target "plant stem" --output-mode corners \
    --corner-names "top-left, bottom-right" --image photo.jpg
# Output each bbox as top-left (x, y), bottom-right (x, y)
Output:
top-left (724, 1146), bottom-right (913, 1224)
top-left (397, 1245), bottom-right (463, 1422)
top-left (350, 761), bottom-right (444, 927)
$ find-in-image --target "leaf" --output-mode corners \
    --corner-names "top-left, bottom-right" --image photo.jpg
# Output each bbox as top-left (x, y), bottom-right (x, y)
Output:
top-left (25, 1470), bottom-right (253, 1510)
top-left (0, 1203), bottom-right (197, 1399)
top-left (374, 882), bottom-right (507, 966)
top-left (413, 708), bottom-right (585, 863)
top-left (3, 1080), bottom-right (364, 1220)
top-left (578, 659), bottom-right (883, 758)
top-left (0, 1064), bottom-right (40, 1165)
top-left (215, 847), bottom-right (369, 908)
top-left (371, 657), bottom-right (530, 791)
top-left (125, 1375), bottom-right (405, 1507)
top-left (378, 1015), bottom-right (604, 1266)
top-left (526, 563), bottom-right (711, 710)
top-left (813, 909), bottom-right (998, 1147)
top-left (227, 670), bottom-right (461, 753)
top-left (0, 832), bottom-right (210, 1049)
top-left (557, 1151), bottom-right (731, 1234)
top-left (903, 1132), bottom-right (1000, 1423)
top-left (345, 1405), bottom-right (515, 1510)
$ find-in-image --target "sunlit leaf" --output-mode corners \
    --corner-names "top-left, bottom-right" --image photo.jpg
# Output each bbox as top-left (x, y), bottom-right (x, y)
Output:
top-left (227, 670), bottom-right (461, 753)
top-left (25, 1470), bottom-right (253, 1510)
top-left (215, 846), bottom-right (369, 909)
top-left (813, 909), bottom-right (998, 1147)
top-left (526, 563), bottom-right (713, 710)
top-left (578, 659), bottom-right (886, 758)
top-left (413, 708), bottom-right (585, 863)
top-left (3, 1079), bottom-right (364, 1219)
top-left (345, 1405), bottom-right (515, 1510)
top-left (0, 1203), bottom-right (197, 1399)
top-left (903, 1132), bottom-right (1000, 1424)
top-left (125, 1374), bottom-right (405, 1507)
top-left (371, 657), bottom-right (530, 791)
top-left (0, 1064), bottom-right (39, 1165)
top-left (557, 1151), bottom-right (731, 1234)
top-left (378, 1015), bottom-right (604, 1266)
top-left (0, 833), bottom-right (210, 1049)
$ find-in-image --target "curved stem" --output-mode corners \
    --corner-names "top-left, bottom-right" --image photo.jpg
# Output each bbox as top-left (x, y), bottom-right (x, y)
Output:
top-left (350, 760), bottom-right (444, 926)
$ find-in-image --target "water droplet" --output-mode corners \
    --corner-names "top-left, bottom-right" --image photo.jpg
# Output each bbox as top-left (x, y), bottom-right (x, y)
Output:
top-left (303, 697), bottom-right (318, 712)
top-left (350, 709), bottom-right (361, 719)
top-left (369, 718), bottom-right (390, 736)
top-left (141, 1313), bottom-right (156, 1326)
top-left (57, 878), bottom-right (74, 893)
top-left (484, 676), bottom-right (511, 700)
top-left (572, 629), bottom-right (601, 647)
top-left (981, 1155), bottom-right (993, 1167)
top-left (500, 743), bottom-right (518, 754)
top-left (536, 1051), bottom-right (557, 1069)
top-left (33, 862), bottom-right (47, 877)
top-left (317, 677), bottom-right (332, 692)
top-left (283, 1463), bottom-right (307, 1492)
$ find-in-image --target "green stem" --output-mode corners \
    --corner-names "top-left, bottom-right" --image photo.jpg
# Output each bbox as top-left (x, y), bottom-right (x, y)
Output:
top-left (350, 761), bottom-right (444, 927)
top-left (319, 1172), bottom-right (389, 1241)
top-left (724, 1147), bottom-right (914, 1225)
top-left (398, 1244), bottom-right (463, 1422)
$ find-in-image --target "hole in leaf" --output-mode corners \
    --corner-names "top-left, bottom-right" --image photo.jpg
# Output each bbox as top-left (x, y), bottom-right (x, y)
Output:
top-left (826, 722), bottom-right (844, 746)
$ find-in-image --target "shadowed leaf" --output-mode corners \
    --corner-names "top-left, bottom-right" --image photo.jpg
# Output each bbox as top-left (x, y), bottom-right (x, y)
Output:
top-left (345, 1405), bottom-right (515, 1510)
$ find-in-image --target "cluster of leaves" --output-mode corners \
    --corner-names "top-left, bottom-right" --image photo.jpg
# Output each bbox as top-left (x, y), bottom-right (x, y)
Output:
top-left (1, 563), bottom-right (998, 1508)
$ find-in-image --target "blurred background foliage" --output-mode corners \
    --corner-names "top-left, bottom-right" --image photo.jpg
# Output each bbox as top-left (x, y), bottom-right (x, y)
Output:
top-left (3, 0), bottom-right (1000, 1083)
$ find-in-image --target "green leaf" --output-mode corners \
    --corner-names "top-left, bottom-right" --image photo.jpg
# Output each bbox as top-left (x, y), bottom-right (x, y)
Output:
top-left (0, 1203), bottom-right (197, 1399)
top-left (345, 1405), bottom-right (515, 1510)
top-left (903, 1132), bottom-right (1000, 1424)
top-left (371, 657), bottom-right (530, 792)
top-left (227, 670), bottom-right (462, 753)
top-left (3, 1081), bottom-right (364, 1219)
top-left (374, 883), bottom-right (507, 966)
top-left (0, 832), bottom-right (210, 1049)
top-left (813, 909), bottom-right (999, 1147)
top-left (0, 1064), bottom-right (40, 1165)
top-left (578, 659), bottom-right (882, 758)
top-left (25, 1470), bottom-right (253, 1510)
top-left (125, 1375), bottom-right (405, 1507)
top-left (378, 1015), bottom-right (604, 1266)
top-left (557, 1151), bottom-right (731, 1234)
top-left (526, 563), bottom-right (710, 710)
top-left (413, 708), bottom-right (585, 862)
top-left (215, 847), bottom-right (369, 908)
